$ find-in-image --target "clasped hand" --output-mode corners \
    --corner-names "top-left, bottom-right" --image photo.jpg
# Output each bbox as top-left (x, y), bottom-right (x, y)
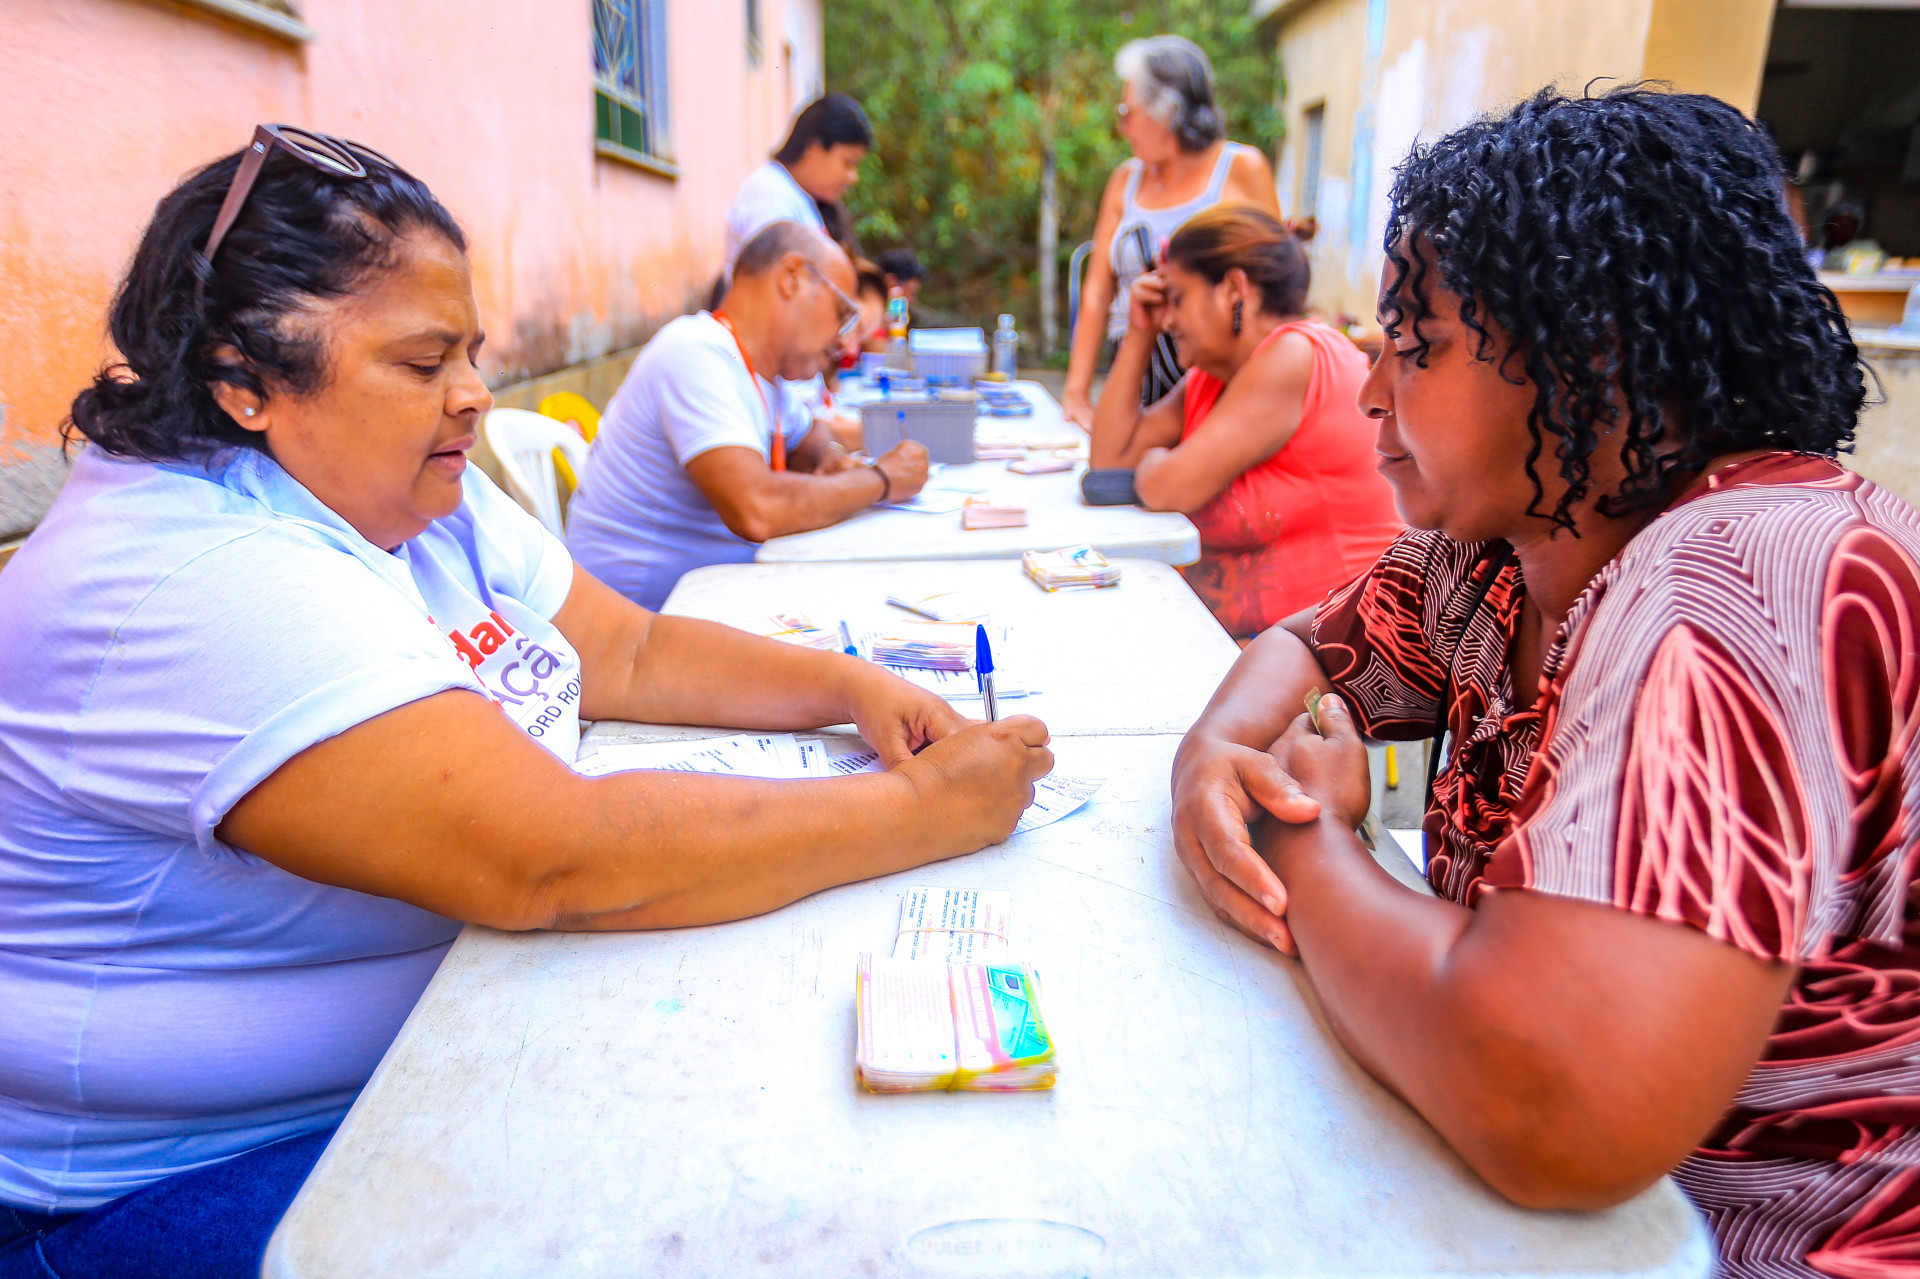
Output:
top-left (1171, 692), bottom-right (1371, 954)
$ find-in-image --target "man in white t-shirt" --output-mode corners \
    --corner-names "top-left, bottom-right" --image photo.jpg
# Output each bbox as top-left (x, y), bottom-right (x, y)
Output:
top-left (567, 222), bottom-right (929, 609)
top-left (723, 92), bottom-right (872, 272)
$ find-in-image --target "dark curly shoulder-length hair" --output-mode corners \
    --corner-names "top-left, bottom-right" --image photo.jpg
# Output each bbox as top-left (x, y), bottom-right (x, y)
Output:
top-left (1382, 84), bottom-right (1866, 530)
top-left (68, 136), bottom-right (464, 464)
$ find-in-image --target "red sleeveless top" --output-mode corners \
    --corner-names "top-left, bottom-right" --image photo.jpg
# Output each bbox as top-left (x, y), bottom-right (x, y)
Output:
top-left (1177, 319), bottom-right (1403, 636)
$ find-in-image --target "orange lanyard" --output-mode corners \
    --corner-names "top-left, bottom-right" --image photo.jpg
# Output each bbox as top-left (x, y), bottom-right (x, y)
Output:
top-left (711, 310), bottom-right (785, 472)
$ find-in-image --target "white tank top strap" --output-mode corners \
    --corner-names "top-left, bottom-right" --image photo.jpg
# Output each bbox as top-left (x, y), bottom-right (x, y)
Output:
top-left (1205, 141), bottom-right (1250, 203)
top-left (1104, 142), bottom-right (1249, 340)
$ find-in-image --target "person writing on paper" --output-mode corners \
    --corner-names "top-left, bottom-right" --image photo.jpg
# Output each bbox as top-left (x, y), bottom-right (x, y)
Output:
top-left (1061, 35), bottom-right (1280, 428)
top-left (0, 130), bottom-right (1047, 1275)
top-left (1088, 207), bottom-right (1401, 639)
top-left (1171, 88), bottom-right (1920, 1273)
top-left (566, 221), bottom-right (928, 610)
top-left (723, 93), bottom-right (872, 273)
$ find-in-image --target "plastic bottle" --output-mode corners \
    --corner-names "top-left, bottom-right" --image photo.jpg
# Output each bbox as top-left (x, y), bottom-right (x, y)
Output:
top-left (883, 295), bottom-right (912, 374)
top-left (991, 314), bottom-right (1019, 382)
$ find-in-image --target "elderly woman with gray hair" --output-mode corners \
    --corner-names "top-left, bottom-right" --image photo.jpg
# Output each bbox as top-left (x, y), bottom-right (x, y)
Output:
top-left (1062, 35), bottom-right (1282, 429)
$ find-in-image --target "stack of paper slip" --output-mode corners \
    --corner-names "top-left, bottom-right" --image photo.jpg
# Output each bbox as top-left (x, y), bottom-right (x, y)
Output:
top-left (893, 886), bottom-right (1011, 961)
top-left (1024, 545), bottom-right (1122, 592)
top-left (855, 957), bottom-right (1056, 1092)
top-left (856, 886), bottom-right (1055, 1092)
top-left (869, 622), bottom-right (975, 670)
top-left (974, 443), bottom-right (1029, 460)
top-left (866, 624), bottom-right (1034, 701)
top-left (761, 613), bottom-right (842, 651)
top-left (886, 663), bottom-right (1031, 702)
top-left (962, 496), bottom-right (1028, 530)
top-left (886, 590), bottom-right (991, 623)
top-left (1008, 455), bottom-right (1075, 475)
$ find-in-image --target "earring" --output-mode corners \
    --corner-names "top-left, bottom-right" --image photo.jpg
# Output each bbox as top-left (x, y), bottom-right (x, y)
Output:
top-left (243, 407), bottom-right (256, 417)
top-left (1232, 299), bottom-right (1243, 337)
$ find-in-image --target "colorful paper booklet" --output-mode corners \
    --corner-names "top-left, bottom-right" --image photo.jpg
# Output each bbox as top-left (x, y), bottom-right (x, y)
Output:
top-left (855, 887), bottom-right (1056, 1093)
top-left (961, 496), bottom-right (1029, 529)
top-left (1024, 545), bottom-right (1122, 592)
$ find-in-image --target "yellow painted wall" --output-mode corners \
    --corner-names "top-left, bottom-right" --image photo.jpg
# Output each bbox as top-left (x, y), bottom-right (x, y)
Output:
top-left (1642, 0), bottom-right (1777, 114)
top-left (1275, 0), bottom-right (1771, 322)
top-left (1273, 0), bottom-right (1370, 317)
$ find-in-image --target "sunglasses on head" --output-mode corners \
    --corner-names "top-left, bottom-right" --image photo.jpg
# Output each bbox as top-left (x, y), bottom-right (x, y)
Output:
top-left (199, 123), bottom-right (396, 267)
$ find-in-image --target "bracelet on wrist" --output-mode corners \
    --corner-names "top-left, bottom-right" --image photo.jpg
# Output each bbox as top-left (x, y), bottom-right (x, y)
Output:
top-left (868, 461), bottom-right (891, 506)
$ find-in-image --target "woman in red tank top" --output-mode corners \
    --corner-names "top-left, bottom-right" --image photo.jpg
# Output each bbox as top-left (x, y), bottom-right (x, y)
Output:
top-left (1088, 206), bottom-right (1402, 637)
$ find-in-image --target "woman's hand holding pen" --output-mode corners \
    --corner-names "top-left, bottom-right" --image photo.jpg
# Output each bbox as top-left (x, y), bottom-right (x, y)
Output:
top-left (896, 715), bottom-right (1054, 850)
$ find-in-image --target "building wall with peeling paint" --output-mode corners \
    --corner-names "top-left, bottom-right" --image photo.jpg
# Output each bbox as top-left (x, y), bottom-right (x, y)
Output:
top-left (1265, 0), bottom-right (1774, 324)
top-left (0, 0), bottom-right (823, 540)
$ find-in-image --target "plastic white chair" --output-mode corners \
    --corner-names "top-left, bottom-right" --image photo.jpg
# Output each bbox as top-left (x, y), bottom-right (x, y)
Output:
top-left (484, 407), bottom-right (590, 538)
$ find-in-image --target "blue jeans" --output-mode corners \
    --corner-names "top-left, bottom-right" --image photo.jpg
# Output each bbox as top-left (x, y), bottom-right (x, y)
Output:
top-left (0, 1126), bottom-right (335, 1279)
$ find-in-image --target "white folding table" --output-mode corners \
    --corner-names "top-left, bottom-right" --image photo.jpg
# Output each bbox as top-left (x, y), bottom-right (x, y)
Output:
top-left (263, 734), bottom-right (1711, 1279)
top-left (643, 558), bottom-right (1239, 738)
top-left (758, 380), bottom-right (1200, 567)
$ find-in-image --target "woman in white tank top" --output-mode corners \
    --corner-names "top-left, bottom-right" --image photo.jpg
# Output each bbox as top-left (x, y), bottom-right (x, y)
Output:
top-left (1063, 36), bottom-right (1283, 427)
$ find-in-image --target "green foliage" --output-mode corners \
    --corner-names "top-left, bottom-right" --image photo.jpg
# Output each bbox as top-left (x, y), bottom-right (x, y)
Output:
top-left (826, 0), bottom-right (1282, 338)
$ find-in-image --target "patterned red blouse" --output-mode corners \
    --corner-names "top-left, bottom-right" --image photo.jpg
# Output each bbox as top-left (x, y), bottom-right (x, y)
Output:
top-left (1311, 454), bottom-right (1920, 1277)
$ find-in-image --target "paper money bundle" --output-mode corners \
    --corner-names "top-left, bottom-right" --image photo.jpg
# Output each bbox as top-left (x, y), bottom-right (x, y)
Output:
top-left (1023, 545), bottom-right (1122, 592)
top-left (961, 496), bottom-right (1029, 530)
top-left (855, 887), bottom-right (1056, 1093)
top-left (869, 622), bottom-right (976, 670)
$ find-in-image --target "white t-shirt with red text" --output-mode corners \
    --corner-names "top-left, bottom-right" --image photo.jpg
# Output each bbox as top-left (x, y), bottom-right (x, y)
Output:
top-left (0, 445), bottom-right (579, 1211)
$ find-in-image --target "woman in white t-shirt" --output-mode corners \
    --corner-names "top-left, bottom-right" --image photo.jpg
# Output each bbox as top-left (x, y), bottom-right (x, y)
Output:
top-left (723, 92), bottom-right (873, 272)
top-left (0, 126), bottom-right (1049, 1279)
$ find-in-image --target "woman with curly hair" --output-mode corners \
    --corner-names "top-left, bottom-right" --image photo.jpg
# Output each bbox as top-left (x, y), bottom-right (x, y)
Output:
top-left (1172, 85), bottom-right (1920, 1273)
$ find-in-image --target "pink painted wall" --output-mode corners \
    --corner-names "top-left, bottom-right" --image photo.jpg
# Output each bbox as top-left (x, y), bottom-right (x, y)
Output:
top-left (0, 0), bottom-right (821, 536)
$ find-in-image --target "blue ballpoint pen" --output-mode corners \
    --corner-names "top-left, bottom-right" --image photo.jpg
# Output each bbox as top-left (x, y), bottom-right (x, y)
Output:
top-left (838, 620), bottom-right (859, 657)
top-left (975, 624), bottom-right (998, 721)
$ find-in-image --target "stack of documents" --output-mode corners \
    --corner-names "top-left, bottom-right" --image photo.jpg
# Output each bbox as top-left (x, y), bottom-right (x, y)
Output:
top-left (869, 622), bottom-right (976, 670)
top-left (575, 732), bottom-right (846, 779)
top-left (865, 623), bottom-right (1031, 701)
top-left (1024, 545), bottom-right (1123, 592)
top-left (575, 740), bottom-right (1104, 838)
top-left (962, 496), bottom-right (1028, 530)
top-left (856, 887), bottom-right (1057, 1092)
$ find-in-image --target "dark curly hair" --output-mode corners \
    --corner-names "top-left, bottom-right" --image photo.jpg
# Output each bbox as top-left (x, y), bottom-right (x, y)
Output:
top-left (68, 135), bottom-right (465, 463)
top-left (1382, 84), bottom-right (1866, 530)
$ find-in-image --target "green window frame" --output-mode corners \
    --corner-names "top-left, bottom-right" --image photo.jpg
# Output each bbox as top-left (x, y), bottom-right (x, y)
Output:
top-left (592, 0), bottom-right (677, 176)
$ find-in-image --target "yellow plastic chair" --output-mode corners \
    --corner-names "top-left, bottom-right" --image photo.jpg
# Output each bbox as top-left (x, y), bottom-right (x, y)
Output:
top-left (538, 391), bottom-right (601, 442)
top-left (484, 408), bottom-right (590, 538)
top-left (537, 392), bottom-right (601, 500)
